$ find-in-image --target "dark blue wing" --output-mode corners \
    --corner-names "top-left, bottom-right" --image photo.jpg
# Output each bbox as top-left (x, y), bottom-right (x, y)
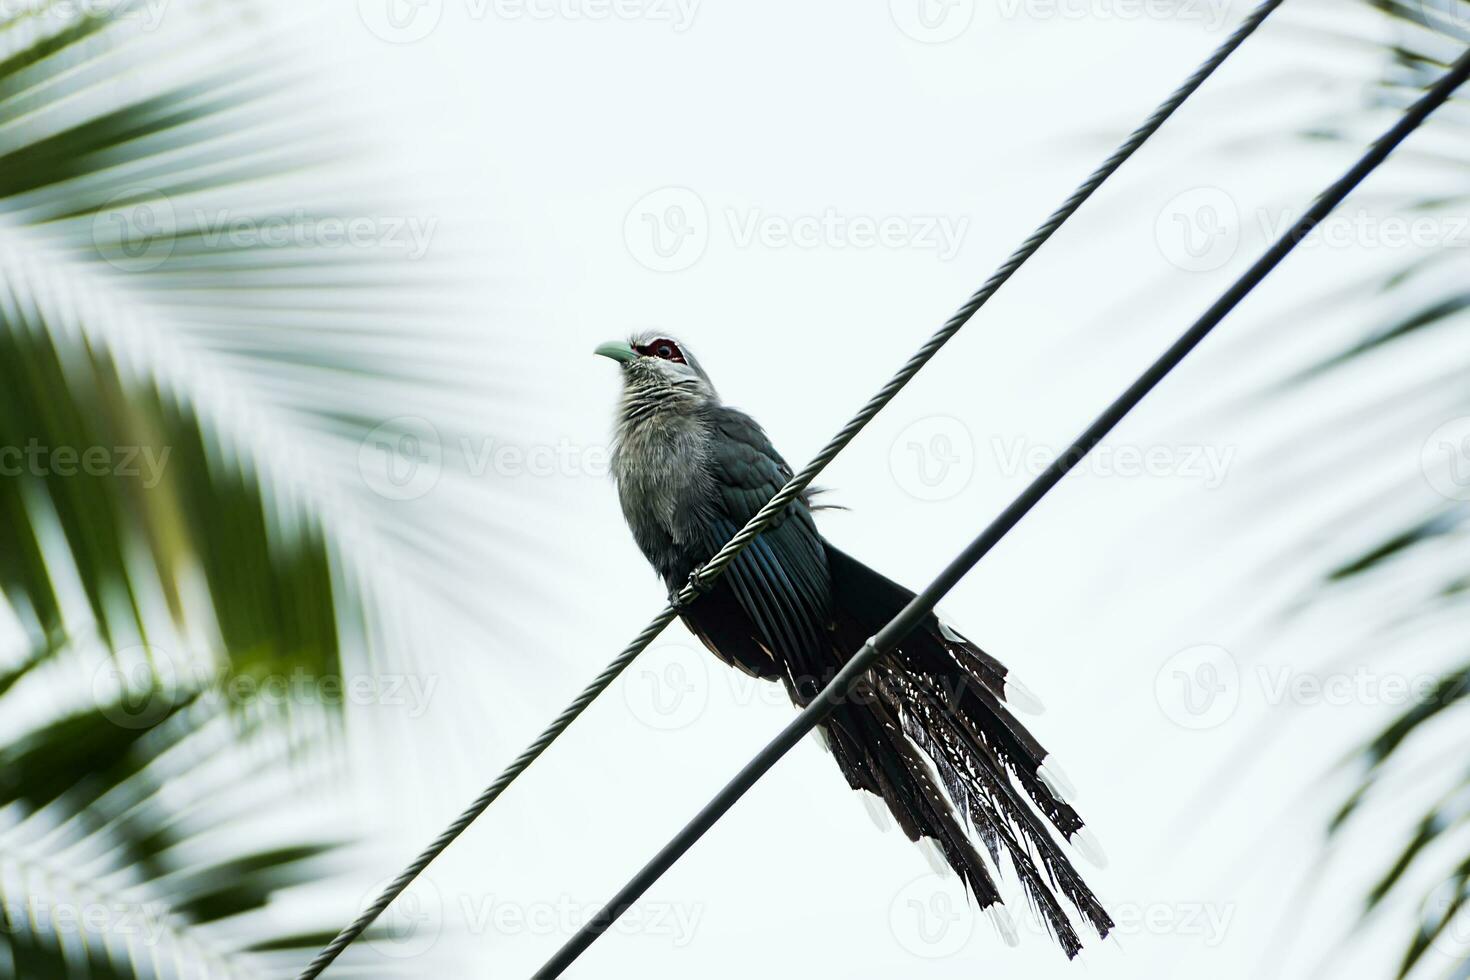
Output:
top-left (697, 407), bottom-right (833, 690)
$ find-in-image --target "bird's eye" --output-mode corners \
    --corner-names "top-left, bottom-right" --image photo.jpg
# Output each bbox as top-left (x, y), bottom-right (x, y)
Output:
top-left (636, 339), bottom-right (685, 363)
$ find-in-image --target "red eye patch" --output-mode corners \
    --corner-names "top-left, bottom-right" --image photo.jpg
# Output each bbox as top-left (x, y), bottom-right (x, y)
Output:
top-left (634, 339), bottom-right (686, 363)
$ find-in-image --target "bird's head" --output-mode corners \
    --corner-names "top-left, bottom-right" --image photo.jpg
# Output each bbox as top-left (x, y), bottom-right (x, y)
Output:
top-left (594, 333), bottom-right (719, 408)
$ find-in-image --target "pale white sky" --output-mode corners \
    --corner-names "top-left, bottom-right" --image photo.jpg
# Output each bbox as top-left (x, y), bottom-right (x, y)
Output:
top-left (276, 1), bottom-right (1469, 976)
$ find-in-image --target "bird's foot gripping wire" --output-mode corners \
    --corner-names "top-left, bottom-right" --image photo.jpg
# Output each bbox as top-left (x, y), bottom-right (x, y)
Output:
top-left (669, 564), bottom-right (712, 613)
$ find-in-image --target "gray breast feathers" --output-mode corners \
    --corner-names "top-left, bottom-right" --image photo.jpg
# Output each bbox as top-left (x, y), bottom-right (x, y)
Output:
top-left (611, 406), bottom-right (715, 581)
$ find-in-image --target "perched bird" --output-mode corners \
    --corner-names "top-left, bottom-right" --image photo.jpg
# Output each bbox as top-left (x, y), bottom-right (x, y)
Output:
top-left (596, 333), bottom-right (1113, 956)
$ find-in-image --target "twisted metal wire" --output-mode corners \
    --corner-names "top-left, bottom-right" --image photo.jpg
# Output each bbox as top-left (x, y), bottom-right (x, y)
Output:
top-left (299, 4), bottom-right (1284, 975)
top-left (538, 42), bottom-right (1470, 978)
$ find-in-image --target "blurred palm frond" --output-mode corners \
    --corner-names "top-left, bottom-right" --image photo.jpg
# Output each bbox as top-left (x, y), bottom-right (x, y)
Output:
top-left (0, 1), bottom-right (483, 974)
top-left (1265, 1), bottom-right (1470, 976)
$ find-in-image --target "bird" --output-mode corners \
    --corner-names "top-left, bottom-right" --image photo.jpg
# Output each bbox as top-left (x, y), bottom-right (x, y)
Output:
top-left (595, 332), bottom-right (1113, 957)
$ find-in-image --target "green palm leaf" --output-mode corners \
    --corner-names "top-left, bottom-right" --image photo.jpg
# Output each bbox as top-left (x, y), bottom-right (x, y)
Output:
top-left (1263, 2), bottom-right (1470, 975)
top-left (0, 1), bottom-right (488, 974)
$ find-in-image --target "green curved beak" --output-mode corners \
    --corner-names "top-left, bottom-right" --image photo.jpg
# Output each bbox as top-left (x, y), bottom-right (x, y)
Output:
top-left (594, 340), bottom-right (638, 364)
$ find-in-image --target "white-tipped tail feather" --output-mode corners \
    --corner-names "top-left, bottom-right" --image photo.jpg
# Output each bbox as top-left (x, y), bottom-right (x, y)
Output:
top-left (920, 838), bottom-right (951, 878)
top-left (987, 904), bottom-right (1021, 947)
top-left (1039, 759), bottom-right (1077, 803)
top-left (1073, 827), bottom-right (1109, 870)
top-left (861, 792), bottom-right (892, 833)
top-left (1004, 676), bottom-right (1045, 715)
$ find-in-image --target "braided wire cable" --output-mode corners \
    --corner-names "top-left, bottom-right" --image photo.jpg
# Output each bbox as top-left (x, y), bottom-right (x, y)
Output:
top-left (538, 44), bottom-right (1470, 978)
top-left (299, 4), bottom-right (1284, 975)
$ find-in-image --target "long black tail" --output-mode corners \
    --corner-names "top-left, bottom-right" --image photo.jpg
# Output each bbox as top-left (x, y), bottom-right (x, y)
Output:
top-left (820, 545), bottom-right (1113, 958)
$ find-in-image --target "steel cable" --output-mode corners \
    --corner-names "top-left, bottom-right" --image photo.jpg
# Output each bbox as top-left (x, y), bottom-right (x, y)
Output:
top-left (299, 4), bottom-right (1286, 974)
top-left (536, 43), bottom-right (1470, 978)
